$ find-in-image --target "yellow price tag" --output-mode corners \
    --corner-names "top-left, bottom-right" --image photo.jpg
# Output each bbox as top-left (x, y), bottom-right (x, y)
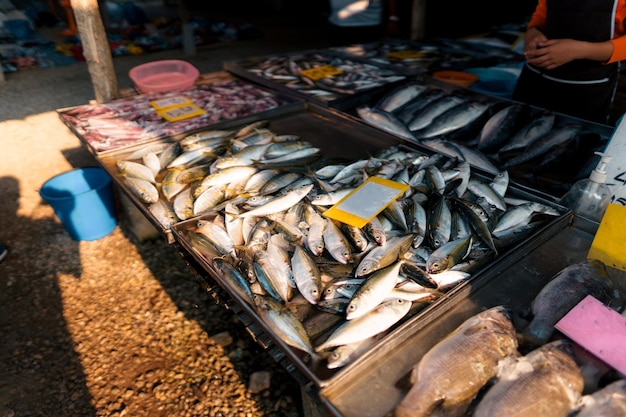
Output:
top-left (150, 95), bottom-right (192, 110)
top-left (300, 65), bottom-right (343, 81)
top-left (157, 103), bottom-right (206, 122)
top-left (323, 177), bottom-right (409, 228)
top-left (386, 50), bottom-right (426, 61)
top-left (587, 203), bottom-right (626, 271)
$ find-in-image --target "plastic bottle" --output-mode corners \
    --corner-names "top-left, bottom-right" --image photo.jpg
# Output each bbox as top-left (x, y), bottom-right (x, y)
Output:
top-left (560, 152), bottom-right (612, 222)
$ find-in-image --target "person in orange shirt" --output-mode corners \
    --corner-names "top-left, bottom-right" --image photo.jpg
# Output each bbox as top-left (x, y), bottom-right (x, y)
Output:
top-left (512, 0), bottom-right (626, 124)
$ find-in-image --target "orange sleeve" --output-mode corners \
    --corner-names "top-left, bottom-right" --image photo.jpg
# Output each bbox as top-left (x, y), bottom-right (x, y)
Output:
top-left (608, 0), bottom-right (626, 63)
top-left (527, 0), bottom-right (548, 29)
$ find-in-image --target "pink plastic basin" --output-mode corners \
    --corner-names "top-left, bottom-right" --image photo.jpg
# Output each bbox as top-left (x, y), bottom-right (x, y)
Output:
top-left (129, 60), bottom-right (199, 93)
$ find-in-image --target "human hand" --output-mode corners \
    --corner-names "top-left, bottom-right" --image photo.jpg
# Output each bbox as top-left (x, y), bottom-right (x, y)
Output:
top-left (524, 26), bottom-right (548, 51)
top-left (525, 39), bottom-right (581, 70)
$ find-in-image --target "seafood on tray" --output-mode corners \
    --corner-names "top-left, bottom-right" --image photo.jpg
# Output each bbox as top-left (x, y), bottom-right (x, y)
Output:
top-left (112, 119), bottom-right (566, 372)
top-left (356, 81), bottom-right (608, 195)
top-left (59, 80), bottom-right (293, 153)
top-left (233, 51), bottom-right (406, 101)
top-left (392, 259), bottom-right (625, 417)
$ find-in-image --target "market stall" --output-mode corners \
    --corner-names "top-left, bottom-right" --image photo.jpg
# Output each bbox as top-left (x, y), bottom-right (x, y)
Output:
top-left (59, 42), bottom-right (626, 416)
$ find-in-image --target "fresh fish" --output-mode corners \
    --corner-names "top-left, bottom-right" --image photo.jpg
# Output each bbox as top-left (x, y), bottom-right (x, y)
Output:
top-left (498, 110), bottom-right (555, 155)
top-left (156, 142), bottom-right (182, 169)
top-left (492, 201), bottom-right (558, 234)
top-left (342, 223), bottom-right (369, 253)
top-left (304, 205), bottom-right (327, 256)
top-left (256, 147), bottom-right (321, 168)
top-left (394, 306), bottom-right (518, 417)
top-left (323, 218), bottom-right (353, 265)
top-left (426, 194), bottom-right (452, 249)
top-left (200, 166), bottom-right (258, 189)
top-left (195, 219), bottom-right (237, 260)
top-left (291, 245), bottom-right (323, 305)
top-left (212, 257), bottom-right (253, 305)
top-left (117, 160), bottom-right (156, 183)
top-left (193, 185), bottom-right (226, 216)
top-left (176, 163), bottom-right (212, 184)
top-left (489, 170), bottom-right (509, 198)
top-left (160, 167), bottom-right (187, 201)
top-left (326, 335), bottom-right (380, 369)
top-left (364, 215), bottom-right (387, 246)
top-left (214, 143), bottom-right (273, 170)
top-left (167, 146), bottom-right (217, 169)
top-left (522, 259), bottom-right (619, 347)
top-left (253, 247), bottom-right (293, 304)
top-left (473, 340), bottom-right (583, 417)
top-left (574, 379), bottom-right (626, 417)
top-left (426, 235), bottom-right (472, 274)
top-left (310, 187), bottom-right (354, 206)
top-left (422, 138), bottom-right (500, 176)
top-left (467, 177), bottom-right (507, 211)
top-left (253, 294), bottom-right (316, 359)
top-left (396, 88), bottom-right (447, 124)
top-left (448, 197), bottom-right (497, 254)
top-left (124, 177), bottom-right (159, 204)
top-left (502, 124), bottom-right (581, 169)
top-left (243, 169), bottom-right (281, 195)
top-left (477, 104), bottom-right (530, 152)
top-left (346, 260), bottom-right (402, 320)
top-left (315, 298), bottom-right (411, 352)
top-left (356, 106), bottom-right (415, 140)
top-left (172, 186), bottom-right (194, 220)
top-left (238, 184), bottom-right (314, 218)
top-left (148, 198), bottom-right (179, 229)
top-left (142, 152), bottom-right (161, 177)
top-left (355, 234), bottom-right (414, 277)
top-left (377, 83), bottom-right (428, 113)
top-left (412, 100), bottom-right (491, 139)
top-left (407, 93), bottom-right (467, 132)
top-left (224, 203), bottom-right (245, 246)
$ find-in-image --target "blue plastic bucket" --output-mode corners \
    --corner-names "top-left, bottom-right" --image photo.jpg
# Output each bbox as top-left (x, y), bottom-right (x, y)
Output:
top-left (39, 167), bottom-right (117, 241)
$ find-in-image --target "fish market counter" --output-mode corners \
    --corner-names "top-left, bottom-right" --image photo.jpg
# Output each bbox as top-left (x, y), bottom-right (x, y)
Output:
top-left (63, 70), bottom-right (626, 417)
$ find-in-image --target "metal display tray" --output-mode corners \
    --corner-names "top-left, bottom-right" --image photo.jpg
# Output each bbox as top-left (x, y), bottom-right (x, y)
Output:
top-left (223, 49), bottom-right (408, 111)
top-left (319, 214), bottom-right (626, 417)
top-left (97, 102), bottom-right (406, 243)
top-left (165, 105), bottom-right (570, 389)
top-left (340, 76), bottom-right (615, 200)
top-left (58, 77), bottom-right (304, 157)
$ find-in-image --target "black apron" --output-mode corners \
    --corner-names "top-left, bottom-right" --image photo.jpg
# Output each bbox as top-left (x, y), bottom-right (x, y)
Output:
top-left (512, 0), bottom-right (620, 124)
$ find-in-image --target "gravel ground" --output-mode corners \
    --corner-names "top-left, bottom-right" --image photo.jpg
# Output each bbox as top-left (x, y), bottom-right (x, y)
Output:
top-left (0, 10), bottom-right (331, 417)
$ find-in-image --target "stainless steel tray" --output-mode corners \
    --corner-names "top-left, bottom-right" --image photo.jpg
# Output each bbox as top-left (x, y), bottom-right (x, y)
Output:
top-left (339, 76), bottom-right (614, 199)
top-left (58, 78), bottom-right (304, 156)
top-left (97, 102), bottom-right (406, 243)
top-left (319, 214), bottom-right (626, 417)
top-left (165, 113), bottom-right (569, 389)
top-left (223, 49), bottom-right (408, 111)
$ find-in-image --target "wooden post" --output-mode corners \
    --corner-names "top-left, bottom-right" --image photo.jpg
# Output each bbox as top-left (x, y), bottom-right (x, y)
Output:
top-left (70, 0), bottom-right (119, 103)
top-left (410, 0), bottom-right (427, 40)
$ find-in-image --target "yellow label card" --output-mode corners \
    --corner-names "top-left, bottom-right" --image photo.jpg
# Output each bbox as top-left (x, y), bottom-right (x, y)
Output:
top-left (157, 103), bottom-right (206, 122)
top-left (150, 95), bottom-right (192, 110)
top-left (386, 50), bottom-right (426, 60)
top-left (323, 177), bottom-right (409, 228)
top-left (300, 65), bottom-right (343, 80)
top-left (587, 203), bottom-right (626, 271)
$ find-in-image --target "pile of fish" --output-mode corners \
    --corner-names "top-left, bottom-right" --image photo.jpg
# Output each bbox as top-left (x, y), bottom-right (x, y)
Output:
top-left (393, 259), bottom-right (625, 417)
top-left (59, 80), bottom-right (292, 152)
top-left (112, 119), bottom-right (564, 372)
top-left (356, 81), bottom-right (605, 187)
top-left (231, 52), bottom-right (406, 102)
